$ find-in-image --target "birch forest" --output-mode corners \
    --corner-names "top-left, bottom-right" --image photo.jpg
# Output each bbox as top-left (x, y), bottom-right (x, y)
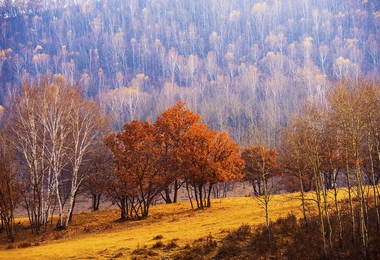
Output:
top-left (0, 0), bottom-right (379, 142)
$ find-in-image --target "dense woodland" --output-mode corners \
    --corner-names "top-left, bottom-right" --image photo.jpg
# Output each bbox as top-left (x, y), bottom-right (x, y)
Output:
top-left (0, 0), bottom-right (380, 258)
top-left (0, 0), bottom-right (379, 142)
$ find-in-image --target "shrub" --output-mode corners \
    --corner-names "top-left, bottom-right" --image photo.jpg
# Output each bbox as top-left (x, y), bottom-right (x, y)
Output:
top-left (225, 223), bottom-right (251, 242)
top-left (152, 240), bottom-right (165, 249)
top-left (153, 235), bottom-right (163, 240)
top-left (18, 242), bottom-right (32, 248)
top-left (165, 240), bottom-right (179, 250)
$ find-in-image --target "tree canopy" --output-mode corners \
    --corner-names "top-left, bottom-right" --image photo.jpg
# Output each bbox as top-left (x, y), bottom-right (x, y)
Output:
top-left (105, 100), bottom-right (245, 217)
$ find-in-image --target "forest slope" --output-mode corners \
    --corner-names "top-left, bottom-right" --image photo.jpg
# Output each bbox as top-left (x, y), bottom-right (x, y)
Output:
top-left (1, 0), bottom-right (380, 142)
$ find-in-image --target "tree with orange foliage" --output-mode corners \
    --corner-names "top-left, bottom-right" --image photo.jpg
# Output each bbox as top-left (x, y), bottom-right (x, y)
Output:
top-left (182, 124), bottom-right (244, 209)
top-left (154, 100), bottom-right (202, 204)
top-left (106, 100), bottom-right (244, 214)
top-left (242, 146), bottom-right (281, 196)
top-left (242, 145), bottom-right (281, 233)
top-left (105, 120), bottom-right (170, 220)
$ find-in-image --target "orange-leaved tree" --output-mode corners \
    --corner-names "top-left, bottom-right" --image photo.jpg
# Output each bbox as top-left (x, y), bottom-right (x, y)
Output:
top-left (154, 100), bottom-right (201, 204)
top-left (182, 124), bottom-right (245, 209)
top-left (242, 146), bottom-right (281, 196)
top-left (105, 120), bottom-right (170, 219)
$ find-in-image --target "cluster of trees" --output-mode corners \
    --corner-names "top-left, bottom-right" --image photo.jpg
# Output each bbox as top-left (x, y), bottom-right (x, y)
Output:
top-left (280, 80), bottom-right (380, 258)
top-left (0, 0), bottom-right (379, 143)
top-left (0, 74), bottom-right (110, 238)
top-left (0, 72), bottom-right (379, 259)
top-left (0, 76), bottom-right (245, 240)
top-left (105, 101), bottom-right (244, 219)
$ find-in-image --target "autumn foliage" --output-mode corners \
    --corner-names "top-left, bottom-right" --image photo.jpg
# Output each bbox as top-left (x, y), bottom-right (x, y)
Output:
top-left (182, 125), bottom-right (244, 208)
top-left (154, 100), bottom-right (202, 204)
top-left (105, 120), bottom-right (168, 220)
top-left (105, 101), bottom-right (244, 218)
top-left (242, 146), bottom-right (281, 196)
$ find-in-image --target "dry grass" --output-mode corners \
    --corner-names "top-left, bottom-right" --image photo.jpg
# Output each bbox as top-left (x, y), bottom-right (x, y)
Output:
top-left (0, 189), bottom-right (351, 259)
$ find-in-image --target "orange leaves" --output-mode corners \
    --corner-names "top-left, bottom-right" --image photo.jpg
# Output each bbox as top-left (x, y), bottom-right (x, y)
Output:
top-left (183, 126), bottom-right (244, 185)
top-left (105, 120), bottom-right (164, 219)
top-left (155, 100), bottom-right (201, 142)
top-left (106, 100), bottom-right (245, 212)
top-left (105, 120), bottom-right (157, 184)
top-left (213, 131), bottom-right (245, 181)
top-left (181, 123), bottom-right (217, 184)
top-left (156, 101), bottom-right (244, 189)
top-left (242, 146), bottom-right (281, 188)
top-left (154, 100), bottom-right (203, 192)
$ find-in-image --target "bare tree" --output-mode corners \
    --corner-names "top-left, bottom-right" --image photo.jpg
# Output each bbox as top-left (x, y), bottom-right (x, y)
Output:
top-left (0, 129), bottom-right (21, 242)
top-left (63, 98), bottom-right (110, 227)
top-left (4, 73), bottom-right (110, 230)
top-left (5, 75), bottom-right (55, 233)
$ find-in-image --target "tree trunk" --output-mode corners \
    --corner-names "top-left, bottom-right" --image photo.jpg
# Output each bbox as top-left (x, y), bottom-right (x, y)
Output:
top-left (355, 165), bottom-right (368, 259)
top-left (332, 172), bottom-right (343, 248)
top-left (198, 184), bottom-right (204, 209)
top-left (185, 181), bottom-right (194, 209)
top-left (258, 179), bottom-right (262, 195)
top-left (344, 150), bottom-right (356, 243)
top-left (207, 184), bottom-right (213, 207)
top-left (161, 187), bottom-right (172, 204)
top-left (120, 197), bottom-right (127, 220)
top-left (63, 191), bottom-right (75, 228)
top-left (194, 184), bottom-right (200, 209)
top-left (314, 166), bottom-right (327, 258)
top-left (55, 183), bottom-right (64, 229)
top-left (299, 174), bottom-right (308, 228)
top-left (368, 142), bottom-right (380, 229)
top-left (321, 173), bottom-right (333, 252)
top-left (92, 194), bottom-right (101, 211)
top-left (6, 171), bottom-right (15, 242)
top-left (263, 177), bottom-right (270, 234)
top-left (352, 137), bottom-right (368, 258)
top-left (173, 180), bottom-right (180, 203)
top-left (68, 194), bottom-right (77, 222)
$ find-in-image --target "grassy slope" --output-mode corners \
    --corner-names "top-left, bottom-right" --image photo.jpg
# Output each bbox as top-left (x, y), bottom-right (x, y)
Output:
top-left (0, 191), bottom-right (337, 259)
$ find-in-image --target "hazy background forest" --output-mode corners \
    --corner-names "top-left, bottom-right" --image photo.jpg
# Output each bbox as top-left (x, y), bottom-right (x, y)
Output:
top-left (0, 0), bottom-right (379, 143)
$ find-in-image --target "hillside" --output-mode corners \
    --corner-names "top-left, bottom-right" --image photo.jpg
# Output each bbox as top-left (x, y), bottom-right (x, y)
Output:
top-left (0, 194), bottom-right (311, 259)
top-left (1, 0), bottom-right (380, 142)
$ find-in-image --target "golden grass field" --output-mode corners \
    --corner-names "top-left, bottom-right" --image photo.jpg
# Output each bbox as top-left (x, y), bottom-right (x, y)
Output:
top-left (0, 188), bottom-right (349, 259)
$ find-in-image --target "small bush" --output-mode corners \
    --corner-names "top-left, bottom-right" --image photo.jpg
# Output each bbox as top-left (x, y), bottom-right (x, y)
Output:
top-left (225, 223), bottom-right (251, 242)
top-left (215, 240), bottom-right (241, 259)
top-left (153, 234), bottom-right (163, 240)
top-left (195, 234), bottom-right (217, 254)
top-left (6, 243), bottom-right (16, 250)
top-left (132, 245), bottom-right (158, 257)
top-left (152, 240), bottom-right (165, 249)
top-left (215, 224), bottom-right (252, 259)
top-left (172, 234), bottom-right (217, 260)
top-left (165, 240), bottom-right (179, 250)
top-left (111, 252), bottom-right (123, 259)
top-left (18, 242), bottom-right (32, 248)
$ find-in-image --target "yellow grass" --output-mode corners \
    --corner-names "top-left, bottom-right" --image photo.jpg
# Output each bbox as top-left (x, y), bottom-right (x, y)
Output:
top-left (0, 189), bottom-right (353, 259)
